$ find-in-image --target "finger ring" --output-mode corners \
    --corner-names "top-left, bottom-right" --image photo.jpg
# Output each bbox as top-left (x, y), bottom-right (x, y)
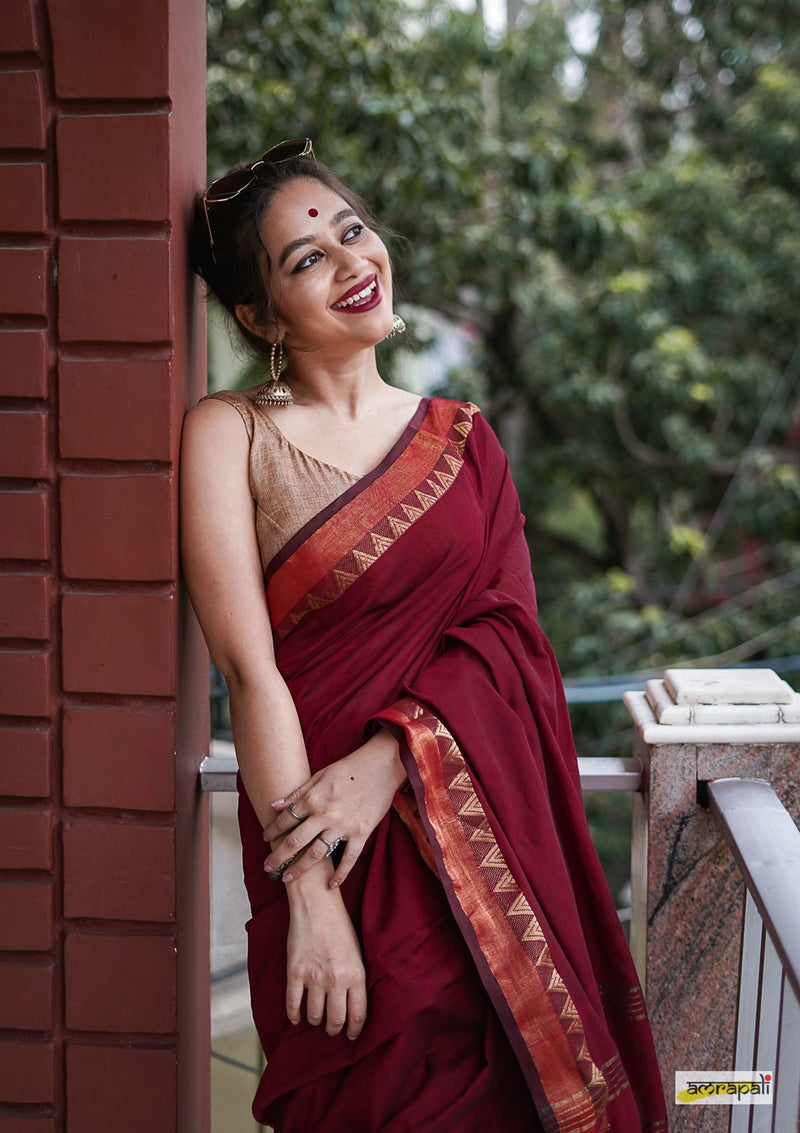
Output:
top-left (287, 802), bottom-right (304, 822)
top-left (266, 847), bottom-right (304, 882)
top-left (317, 834), bottom-right (343, 858)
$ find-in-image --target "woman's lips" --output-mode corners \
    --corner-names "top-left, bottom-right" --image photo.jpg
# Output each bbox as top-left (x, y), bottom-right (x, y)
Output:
top-left (332, 275), bottom-right (382, 312)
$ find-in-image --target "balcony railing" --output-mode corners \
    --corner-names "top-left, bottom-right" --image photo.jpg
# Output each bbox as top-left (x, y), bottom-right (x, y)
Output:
top-left (708, 778), bottom-right (800, 1133)
top-left (200, 743), bottom-right (643, 794)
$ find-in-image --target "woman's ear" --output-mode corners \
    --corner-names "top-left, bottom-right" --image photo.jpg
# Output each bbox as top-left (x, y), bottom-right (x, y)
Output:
top-left (234, 303), bottom-right (270, 343)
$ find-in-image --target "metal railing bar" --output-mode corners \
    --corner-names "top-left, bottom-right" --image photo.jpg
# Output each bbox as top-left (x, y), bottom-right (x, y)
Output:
top-left (200, 753), bottom-right (238, 791)
top-left (199, 748), bottom-right (643, 794)
top-left (773, 974), bottom-right (800, 1133)
top-left (752, 935), bottom-right (782, 1133)
top-left (732, 891), bottom-right (763, 1127)
top-left (210, 1048), bottom-right (262, 1077)
top-left (576, 757), bottom-right (642, 791)
top-left (708, 778), bottom-right (800, 1004)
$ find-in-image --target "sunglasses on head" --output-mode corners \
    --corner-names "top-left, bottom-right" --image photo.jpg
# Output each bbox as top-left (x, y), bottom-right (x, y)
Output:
top-left (202, 137), bottom-right (315, 261)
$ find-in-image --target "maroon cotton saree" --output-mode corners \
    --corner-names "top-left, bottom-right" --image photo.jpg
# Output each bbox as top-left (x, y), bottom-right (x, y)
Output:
top-left (237, 397), bottom-right (667, 1132)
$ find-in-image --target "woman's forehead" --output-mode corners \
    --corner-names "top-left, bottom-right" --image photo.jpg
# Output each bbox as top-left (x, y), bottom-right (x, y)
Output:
top-left (260, 179), bottom-right (353, 242)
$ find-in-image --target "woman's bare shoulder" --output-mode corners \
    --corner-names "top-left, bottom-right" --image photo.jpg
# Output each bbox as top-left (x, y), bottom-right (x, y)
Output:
top-left (184, 389), bottom-right (256, 442)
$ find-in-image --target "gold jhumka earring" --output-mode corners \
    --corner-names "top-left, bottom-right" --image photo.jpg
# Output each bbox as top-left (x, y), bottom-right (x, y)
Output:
top-left (254, 340), bottom-right (293, 406)
top-left (384, 313), bottom-right (406, 340)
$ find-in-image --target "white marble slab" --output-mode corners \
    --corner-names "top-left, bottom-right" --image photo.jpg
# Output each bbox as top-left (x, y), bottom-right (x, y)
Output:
top-left (664, 668), bottom-right (795, 706)
top-left (625, 690), bottom-right (800, 745)
top-left (646, 679), bottom-right (800, 724)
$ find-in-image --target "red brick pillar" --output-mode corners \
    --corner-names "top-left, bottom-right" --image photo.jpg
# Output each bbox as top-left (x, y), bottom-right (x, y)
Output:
top-left (0, 3), bottom-right (209, 1131)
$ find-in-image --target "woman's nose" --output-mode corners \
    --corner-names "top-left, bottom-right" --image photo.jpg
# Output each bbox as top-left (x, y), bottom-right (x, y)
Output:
top-left (333, 245), bottom-right (361, 276)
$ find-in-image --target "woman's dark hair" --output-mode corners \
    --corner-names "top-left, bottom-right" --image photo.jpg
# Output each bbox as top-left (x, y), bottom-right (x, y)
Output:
top-left (191, 157), bottom-right (379, 363)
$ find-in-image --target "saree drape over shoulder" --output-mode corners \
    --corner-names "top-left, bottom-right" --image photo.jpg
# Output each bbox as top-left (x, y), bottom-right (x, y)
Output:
top-left (231, 396), bottom-right (667, 1133)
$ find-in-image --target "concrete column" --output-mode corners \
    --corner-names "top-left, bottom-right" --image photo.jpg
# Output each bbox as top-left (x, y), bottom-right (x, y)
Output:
top-left (625, 668), bottom-right (800, 1132)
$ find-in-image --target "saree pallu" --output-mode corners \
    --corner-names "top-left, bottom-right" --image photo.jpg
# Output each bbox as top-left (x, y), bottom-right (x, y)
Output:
top-left (237, 398), bottom-right (667, 1132)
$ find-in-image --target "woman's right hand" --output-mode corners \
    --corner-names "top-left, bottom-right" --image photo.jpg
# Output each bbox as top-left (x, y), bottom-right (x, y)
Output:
top-left (285, 869), bottom-right (367, 1040)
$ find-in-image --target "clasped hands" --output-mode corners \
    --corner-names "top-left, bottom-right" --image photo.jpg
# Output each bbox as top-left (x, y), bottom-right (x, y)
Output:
top-left (262, 729), bottom-right (406, 888)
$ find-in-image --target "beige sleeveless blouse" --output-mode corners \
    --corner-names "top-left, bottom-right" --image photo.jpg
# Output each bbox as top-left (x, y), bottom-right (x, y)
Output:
top-left (204, 389), bottom-right (360, 572)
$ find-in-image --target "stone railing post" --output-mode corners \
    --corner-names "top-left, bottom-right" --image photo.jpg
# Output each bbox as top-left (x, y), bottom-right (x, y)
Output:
top-left (624, 669), bottom-right (800, 1131)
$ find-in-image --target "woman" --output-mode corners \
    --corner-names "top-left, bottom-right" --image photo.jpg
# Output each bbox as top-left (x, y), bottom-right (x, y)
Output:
top-left (182, 139), bottom-right (667, 1132)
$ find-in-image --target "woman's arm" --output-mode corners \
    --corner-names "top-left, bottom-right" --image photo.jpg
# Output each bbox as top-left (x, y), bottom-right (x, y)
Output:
top-left (180, 398), bottom-right (309, 818)
top-left (180, 398), bottom-right (367, 1038)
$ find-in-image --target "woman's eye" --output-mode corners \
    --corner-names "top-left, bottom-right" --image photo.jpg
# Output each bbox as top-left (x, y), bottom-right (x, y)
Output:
top-left (343, 223), bottom-right (365, 243)
top-left (294, 250), bottom-right (322, 272)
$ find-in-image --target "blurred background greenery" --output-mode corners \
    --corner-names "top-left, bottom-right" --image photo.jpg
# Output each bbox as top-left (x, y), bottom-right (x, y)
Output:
top-left (203, 0), bottom-right (800, 881)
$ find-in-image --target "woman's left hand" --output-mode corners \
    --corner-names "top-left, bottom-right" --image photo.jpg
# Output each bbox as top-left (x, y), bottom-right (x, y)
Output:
top-left (262, 728), bottom-right (406, 889)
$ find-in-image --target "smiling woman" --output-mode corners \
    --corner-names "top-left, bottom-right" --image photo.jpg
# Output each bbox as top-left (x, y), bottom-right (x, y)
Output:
top-left (181, 140), bottom-right (667, 1132)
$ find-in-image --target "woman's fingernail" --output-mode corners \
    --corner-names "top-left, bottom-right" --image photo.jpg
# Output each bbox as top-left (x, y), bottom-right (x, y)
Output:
top-left (329, 879), bottom-right (339, 889)
top-left (282, 873), bottom-right (294, 884)
top-left (271, 798), bottom-right (285, 807)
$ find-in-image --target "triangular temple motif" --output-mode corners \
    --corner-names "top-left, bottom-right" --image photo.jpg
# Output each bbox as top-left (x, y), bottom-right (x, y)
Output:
top-left (521, 918), bottom-right (546, 943)
top-left (494, 869), bottom-right (520, 893)
top-left (414, 489), bottom-right (438, 511)
top-left (401, 502), bottom-right (425, 523)
top-left (469, 818), bottom-right (496, 843)
top-left (507, 891), bottom-right (535, 919)
top-left (480, 843), bottom-right (508, 871)
top-left (387, 514), bottom-right (412, 539)
top-left (448, 769), bottom-right (474, 793)
top-left (352, 548), bottom-right (378, 573)
top-left (370, 531), bottom-right (395, 556)
top-left (331, 569), bottom-right (357, 594)
top-left (458, 793), bottom-right (486, 818)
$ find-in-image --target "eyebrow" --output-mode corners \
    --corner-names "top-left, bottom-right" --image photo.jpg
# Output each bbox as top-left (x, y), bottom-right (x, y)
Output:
top-left (278, 208), bottom-right (360, 267)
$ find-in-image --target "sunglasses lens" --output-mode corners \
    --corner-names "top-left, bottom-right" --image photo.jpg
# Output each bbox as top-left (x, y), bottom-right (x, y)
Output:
top-left (261, 138), bottom-right (314, 164)
top-left (205, 167), bottom-right (255, 202)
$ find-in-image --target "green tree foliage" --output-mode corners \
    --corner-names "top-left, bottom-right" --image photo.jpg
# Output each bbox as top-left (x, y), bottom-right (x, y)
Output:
top-left (206, 0), bottom-right (800, 697)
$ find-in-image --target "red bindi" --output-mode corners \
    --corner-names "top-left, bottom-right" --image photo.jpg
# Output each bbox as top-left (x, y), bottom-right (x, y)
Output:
top-left (308, 207), bottom-right (318, 217)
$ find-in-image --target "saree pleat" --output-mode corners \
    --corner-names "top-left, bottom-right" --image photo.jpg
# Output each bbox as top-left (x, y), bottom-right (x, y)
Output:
top-left (235, 398), bottom-right (667, 1132)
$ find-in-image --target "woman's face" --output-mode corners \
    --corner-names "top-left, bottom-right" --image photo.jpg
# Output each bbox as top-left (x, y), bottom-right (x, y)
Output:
top-left (258, 177), bottom-right (395, 353)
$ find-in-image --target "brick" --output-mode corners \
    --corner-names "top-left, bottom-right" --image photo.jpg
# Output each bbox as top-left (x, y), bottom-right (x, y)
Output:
top-left (0, 412), bottom-right (49, 479)
top-left (0, 248), bottom-right (47, 316)
top-left (0, 1041), bottom-right (55, 1104)
top-left (0, 808), bottom-right (52, 870)
top-left (0, 165), bottom-right (47, 235)
top-left (61, 475), bottom-right (173, 580)
top-left (57, 114), bottom-right (169, 222)
top-left (0, 880), bottom-right (54, 951)
top-left (3, 1), bottom-right (40, 53)
top-left (49, 0), bottom-right (169, 99)
top-left (58, 358), bottom-right (171, 460)
top-left (58, 238), bottom-right (169, 343)
top-left (63, 819), bottom-right (175, 922)
top-left (63, 705), bottom-right (174, 811)
top-left (0, 330), bottom-right (49, 399)
top-left (0, 491), bottom-right (50, 560)
top-left (65, 933), bottom-right (176, 1032)
top-left (61, 593), bottom-right (174, 696)
top-left (0, 961), bottom-right (54, 1030)
top-left (66, 1044), bottom-right (176, 1133)
top-left (0, 727), bottom-right (50, 798)
top-left (0, 652), bottom-right (50, 717)
top-left (0, 574), bottom-right (51, 639)
top-left (0, 72), bottom-right (45, 150)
